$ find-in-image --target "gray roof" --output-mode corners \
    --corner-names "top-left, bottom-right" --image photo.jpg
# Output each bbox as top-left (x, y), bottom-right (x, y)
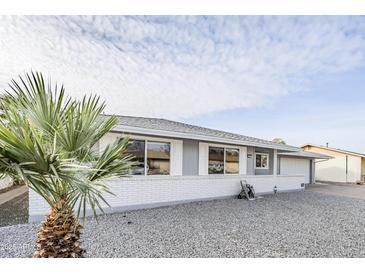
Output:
top-left (106, 115), bottom-right (300, 152)
top-left (278, 150), bottom-right (332, 159)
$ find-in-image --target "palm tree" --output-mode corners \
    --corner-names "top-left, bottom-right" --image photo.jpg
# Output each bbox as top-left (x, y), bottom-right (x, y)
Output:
top-left (0, 72), bottom-right (132, 258)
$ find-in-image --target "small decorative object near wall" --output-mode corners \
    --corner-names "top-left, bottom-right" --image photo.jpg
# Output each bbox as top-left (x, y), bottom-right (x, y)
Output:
top-left (273, 185), bottom-right (278, 194)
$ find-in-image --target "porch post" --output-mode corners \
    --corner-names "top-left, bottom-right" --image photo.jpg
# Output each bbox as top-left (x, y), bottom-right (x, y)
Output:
top-left (273, 149), bottom-right (278, 176)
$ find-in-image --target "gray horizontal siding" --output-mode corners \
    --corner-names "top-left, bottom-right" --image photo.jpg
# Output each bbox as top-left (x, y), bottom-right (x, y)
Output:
top-left (182, 139), bottom-right (199, 176)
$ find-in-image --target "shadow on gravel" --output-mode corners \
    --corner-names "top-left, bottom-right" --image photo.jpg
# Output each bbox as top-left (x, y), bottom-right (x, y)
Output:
top-left (0, 192), bottom-right (28, 227)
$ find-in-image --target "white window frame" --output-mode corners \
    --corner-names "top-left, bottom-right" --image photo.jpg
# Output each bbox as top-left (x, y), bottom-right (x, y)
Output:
top-left (208, 145), bottom-right (240, 175)
top-left (124, 135), bottom-right (171, 176)
top-left (255, 152), bottom-right (270, 170)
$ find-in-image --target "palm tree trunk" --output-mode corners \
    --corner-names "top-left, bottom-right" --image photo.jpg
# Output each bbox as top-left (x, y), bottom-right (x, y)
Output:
top-left (33, 200), bottom-right (84, 258)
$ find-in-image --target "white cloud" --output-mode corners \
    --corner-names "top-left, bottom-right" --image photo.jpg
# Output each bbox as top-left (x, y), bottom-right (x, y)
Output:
top-left (0, 16), bottom-right (365, 118)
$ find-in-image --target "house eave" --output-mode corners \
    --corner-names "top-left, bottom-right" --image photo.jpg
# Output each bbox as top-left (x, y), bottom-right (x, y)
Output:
top-left (112, 125), bottom-right (300, 152)
top-left (278, 152), bottom-right (332, 159)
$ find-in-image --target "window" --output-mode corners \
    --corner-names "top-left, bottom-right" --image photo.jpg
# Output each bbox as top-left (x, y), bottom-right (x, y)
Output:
top-left (209, 146), bottom-right (240, 174)
top-left (209, 147), bottom-right (224, 174)
top-left (147, 142), bottom-right (170, 175)
top-left (125, 139), bottom-right (171, 175)
top-left (126, 139), bottom-right (145, 175)
top-left (225, 148), bottom-right (239, 174)
top-left (255, 153), bottom-right (269, 169)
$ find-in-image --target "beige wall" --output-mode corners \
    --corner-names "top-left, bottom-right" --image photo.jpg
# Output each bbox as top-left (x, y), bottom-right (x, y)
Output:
top-left (303, 145), bottom-right (362, 183)
top-left (303, 145), bottom-right (347, 157)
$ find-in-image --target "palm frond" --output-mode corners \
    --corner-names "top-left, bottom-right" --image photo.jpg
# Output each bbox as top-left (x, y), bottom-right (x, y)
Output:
top-left (89, 137), bottom-right (133, 182)
top-left (0, 72), bottom-right (132, 218)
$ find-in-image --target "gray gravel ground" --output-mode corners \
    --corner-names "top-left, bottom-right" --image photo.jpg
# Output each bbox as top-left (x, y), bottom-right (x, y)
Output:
top-left (1, 191), bottom-right (365, 258)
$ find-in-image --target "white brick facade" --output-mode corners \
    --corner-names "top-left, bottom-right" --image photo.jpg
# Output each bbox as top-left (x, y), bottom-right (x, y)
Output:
top-left (29, 174), bottom-right (306, 221)
top-left (29, 131), bottom-right (309, 222)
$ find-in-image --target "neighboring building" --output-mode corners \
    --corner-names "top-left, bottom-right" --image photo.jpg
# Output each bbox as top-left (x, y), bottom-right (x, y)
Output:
top-left (29, 116), bottom-right (328, 221)
top-left (302, 144), bottom-right (365, 183)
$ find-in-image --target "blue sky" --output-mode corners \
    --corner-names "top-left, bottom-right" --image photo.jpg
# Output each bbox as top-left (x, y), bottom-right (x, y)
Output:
top-left (182, 68), bottom-right (365, 151)
top-left (1, 16), bottom-right (365, 152)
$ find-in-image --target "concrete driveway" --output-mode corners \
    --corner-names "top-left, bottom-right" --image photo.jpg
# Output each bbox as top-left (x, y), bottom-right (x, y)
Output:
top-left (0, 185), bottom-right (29, 227)
top-left (0, 185), bottom-right (28, 206)
top-left (306, 182), bottom-right (365, 200)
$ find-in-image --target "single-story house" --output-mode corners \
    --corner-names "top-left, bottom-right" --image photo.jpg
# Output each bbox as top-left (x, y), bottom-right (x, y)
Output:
top-left (29, 116), bottom-right (329, 221)
top-left (302, 144), bottom-right (365, 183)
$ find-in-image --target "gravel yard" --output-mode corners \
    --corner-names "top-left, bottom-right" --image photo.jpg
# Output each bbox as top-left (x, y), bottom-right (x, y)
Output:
top-left (1, 191), bottom-right (365, 258)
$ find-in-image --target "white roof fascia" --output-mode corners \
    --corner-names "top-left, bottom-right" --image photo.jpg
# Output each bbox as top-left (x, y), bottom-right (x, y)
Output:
top-left (112, 125), bottom-right (300, 152)
top-left (278, 152), bottom-right (332, 159)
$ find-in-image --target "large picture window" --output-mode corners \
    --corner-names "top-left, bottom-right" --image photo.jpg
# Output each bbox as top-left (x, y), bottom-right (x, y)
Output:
top-left (255, 153), bottom-right (269, 169)
top-left (125, 139), bottom-right (170, 175)
top-left (209, 146), bottom-right (240, 174)
top-left (208, 147), bottom-right (224, 174)
top-left (126, 139), bottom-right (146, 175)
top-left (225, 148), bottom-right (239, 174)
top-left (147, 142), bottom-right (170, 175)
